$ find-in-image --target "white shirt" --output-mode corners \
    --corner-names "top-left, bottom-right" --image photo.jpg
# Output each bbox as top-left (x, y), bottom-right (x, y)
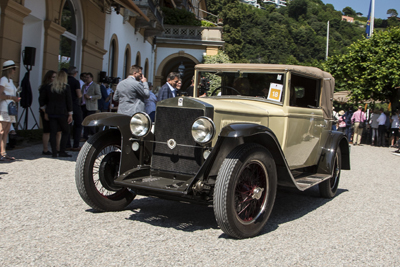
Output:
top-left (0, 76), bottom-right (17, 112)
top-left (167, 82), bottom-right (176, 97)
top-left (377, 113), bottom-right (386, 125)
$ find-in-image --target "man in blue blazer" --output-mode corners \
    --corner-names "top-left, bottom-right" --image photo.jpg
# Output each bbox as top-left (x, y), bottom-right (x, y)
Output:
top-left (158, 72), bottom-right (180, 101)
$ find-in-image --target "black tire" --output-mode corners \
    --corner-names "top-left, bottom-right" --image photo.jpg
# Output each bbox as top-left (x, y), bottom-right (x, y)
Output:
top-left (75, 129), bottom-right (135, 211)
top-left (319, 147), bottom-right (341, 198)
top-left (214, 144), bottom-right (277, 239)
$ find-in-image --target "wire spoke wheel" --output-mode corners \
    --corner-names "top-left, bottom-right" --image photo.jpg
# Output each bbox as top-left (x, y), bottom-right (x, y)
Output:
top-left (235, 161), bottom-right (267, 224)
top-left (75, 129), bottom-right (135, 211)
top-left (93, 146), bottom-right (121, 196)
top-left (214, 144), bottom-right (277, 239)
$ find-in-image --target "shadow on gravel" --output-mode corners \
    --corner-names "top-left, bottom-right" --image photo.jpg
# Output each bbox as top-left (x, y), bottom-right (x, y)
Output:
top-left (257, 187), bottom-right (348, 237)
top-left (118, 186), bottom-right (348, 238)
top-left (125, 197), bottom-right (219, 232)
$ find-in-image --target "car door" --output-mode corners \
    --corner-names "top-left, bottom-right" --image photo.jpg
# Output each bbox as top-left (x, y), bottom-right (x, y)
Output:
top-left (284, 73), bottom-right (325, 169)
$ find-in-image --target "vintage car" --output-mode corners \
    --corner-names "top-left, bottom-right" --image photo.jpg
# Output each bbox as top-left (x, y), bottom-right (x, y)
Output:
top-left (75, 64), bottom-right (350, 239)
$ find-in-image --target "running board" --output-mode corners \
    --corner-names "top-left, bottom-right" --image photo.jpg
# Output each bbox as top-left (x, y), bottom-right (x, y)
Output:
top-left (292, 172), bottom-right (332, 191)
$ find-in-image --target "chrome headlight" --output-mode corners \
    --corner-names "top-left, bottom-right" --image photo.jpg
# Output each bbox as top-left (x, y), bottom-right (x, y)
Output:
top-left (191, 117), bottom-right (215, 144)
top-left (130, 112), bottom-right (151, 137)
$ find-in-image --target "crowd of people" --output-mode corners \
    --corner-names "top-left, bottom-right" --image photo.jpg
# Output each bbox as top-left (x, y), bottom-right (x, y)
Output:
top-left (0, 63), bottom-right (193, 161)
top-left (334, 106), bottom-right (400, 153)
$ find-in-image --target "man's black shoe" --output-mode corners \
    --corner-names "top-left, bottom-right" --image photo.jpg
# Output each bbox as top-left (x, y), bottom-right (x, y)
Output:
top-left (58, 152), bottom-right (72, 157)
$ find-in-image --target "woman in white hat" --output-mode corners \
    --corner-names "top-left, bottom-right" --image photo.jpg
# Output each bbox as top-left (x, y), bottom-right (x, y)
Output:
top-left (0, 60), bottom-right (21, 160)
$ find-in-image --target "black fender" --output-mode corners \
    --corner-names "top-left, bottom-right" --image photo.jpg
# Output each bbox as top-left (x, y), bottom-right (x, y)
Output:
top-left (317, 131), bottom-right (351, 174)
top-left (196, 123), bottom-right (295, 189)
top-left (82, 112), bottom-right (153, 175)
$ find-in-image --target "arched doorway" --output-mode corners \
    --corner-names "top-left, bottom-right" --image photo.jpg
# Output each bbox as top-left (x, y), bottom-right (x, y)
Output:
top-left (156, 53), bottom-right (199, 93)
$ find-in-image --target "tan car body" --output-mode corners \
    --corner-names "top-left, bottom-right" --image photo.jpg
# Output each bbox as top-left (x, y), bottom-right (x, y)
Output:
top-left (193, 64), bottom-right (335, 170)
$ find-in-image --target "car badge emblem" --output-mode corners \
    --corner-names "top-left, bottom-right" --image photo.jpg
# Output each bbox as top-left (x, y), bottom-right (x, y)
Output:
top-left (167, 139), bottom-right (177, 149)
top-left (178, 97), bottom-right (183, 106)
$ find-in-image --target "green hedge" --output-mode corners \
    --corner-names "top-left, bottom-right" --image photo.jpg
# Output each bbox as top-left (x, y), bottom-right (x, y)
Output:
top-left (162, 7), bottom-right (201, 26)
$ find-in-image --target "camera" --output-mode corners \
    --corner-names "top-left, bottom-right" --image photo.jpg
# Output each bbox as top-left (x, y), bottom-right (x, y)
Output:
top-left (99, 71), bottom-right (120, 84)
top-left (101, 76), bottom-right (120, 84)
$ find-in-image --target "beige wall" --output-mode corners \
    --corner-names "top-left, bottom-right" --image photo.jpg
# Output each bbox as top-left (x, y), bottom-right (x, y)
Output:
top-left (0, 0), bottom-right (30, 85)
top-left (0, 0), bottom-right (107, 83)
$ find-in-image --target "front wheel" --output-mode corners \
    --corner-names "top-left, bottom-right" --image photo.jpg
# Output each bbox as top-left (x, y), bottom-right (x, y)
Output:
top-left (75, 129), bottom-right (135, 211)
top-left (319, 147), bottom-right (341, 198)
top-left (213, 144), bottom-right (277, 239)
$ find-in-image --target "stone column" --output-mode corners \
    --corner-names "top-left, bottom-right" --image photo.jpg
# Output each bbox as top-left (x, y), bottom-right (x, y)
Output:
top-left (42, 20), bottom-right (65, 75)
top-left (0, 0), bottom-right (30, 77)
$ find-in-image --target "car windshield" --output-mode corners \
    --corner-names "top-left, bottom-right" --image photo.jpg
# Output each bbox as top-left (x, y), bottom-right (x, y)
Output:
top-left (197, 71), bottom-right (285, 103)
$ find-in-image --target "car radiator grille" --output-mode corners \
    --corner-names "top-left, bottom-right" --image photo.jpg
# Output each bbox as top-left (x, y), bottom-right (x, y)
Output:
top-left (152, 107), bottom-right (204, 175)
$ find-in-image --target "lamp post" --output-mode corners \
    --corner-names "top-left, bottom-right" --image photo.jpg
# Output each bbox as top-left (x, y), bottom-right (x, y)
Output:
top-left (178, 62), bottom-right (185, 77)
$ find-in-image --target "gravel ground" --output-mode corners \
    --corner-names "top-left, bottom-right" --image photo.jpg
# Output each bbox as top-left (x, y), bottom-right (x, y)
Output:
top-left (0, 143), bottom-right (399, 266)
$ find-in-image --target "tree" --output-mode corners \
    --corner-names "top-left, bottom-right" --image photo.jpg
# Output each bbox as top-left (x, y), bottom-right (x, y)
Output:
top-left (220, 0), bottom-right (244, 62)
top-left (203, 51), bottom-right (231, 94)
top-left (342, 6), bottom-right (356, 17)
top-left (324, 27), bottom-right (400, 109)
top-left (387, 9), bottom-right (398, 18)
top-left (288, 0), bottom-right (308, 20)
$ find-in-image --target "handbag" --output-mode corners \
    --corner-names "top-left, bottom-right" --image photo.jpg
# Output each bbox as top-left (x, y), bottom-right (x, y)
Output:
top-left (8, 101), bottom-right (18, 116)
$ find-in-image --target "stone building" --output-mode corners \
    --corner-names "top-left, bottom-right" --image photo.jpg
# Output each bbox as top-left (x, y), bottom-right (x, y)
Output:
top-left (0, 0), bottom-right (223, 129)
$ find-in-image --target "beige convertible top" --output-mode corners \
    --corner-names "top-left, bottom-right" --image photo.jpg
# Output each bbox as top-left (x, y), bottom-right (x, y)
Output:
top-left (195, 63), bottom-right (335, 120)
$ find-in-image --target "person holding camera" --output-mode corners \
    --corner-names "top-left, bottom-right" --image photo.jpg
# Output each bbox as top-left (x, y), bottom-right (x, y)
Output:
top-left (113, 65), bottom-right (149, 116)
top-left (158, 72), bottom-right (180, 101)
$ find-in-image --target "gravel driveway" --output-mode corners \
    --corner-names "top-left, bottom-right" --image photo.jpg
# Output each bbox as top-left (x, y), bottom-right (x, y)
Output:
top-left (1, 143), bottom-right (399, 266)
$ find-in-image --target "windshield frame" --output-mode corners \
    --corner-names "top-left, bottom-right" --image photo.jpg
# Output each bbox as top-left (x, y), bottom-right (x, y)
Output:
top-left (193, 69), bottom-right (287, 106)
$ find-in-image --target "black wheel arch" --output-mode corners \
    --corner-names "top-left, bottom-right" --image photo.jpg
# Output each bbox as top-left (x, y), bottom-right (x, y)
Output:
top-left (82, 112), bottom-right (153, 175)
top-left (317, 131), bottom-right (350, 175)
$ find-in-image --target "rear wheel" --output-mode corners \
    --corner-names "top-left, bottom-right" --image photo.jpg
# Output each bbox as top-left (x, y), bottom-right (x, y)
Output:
top-left (214, 144), bottom-right (277, 239)
top-left (319, 147), bottom-right (341, 198)
top-left (75, 129), bottom-right (135, 211)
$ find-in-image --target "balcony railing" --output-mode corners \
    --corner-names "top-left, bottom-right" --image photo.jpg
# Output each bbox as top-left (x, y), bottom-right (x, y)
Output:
top-left (160, 25), bottom-right (223, 42)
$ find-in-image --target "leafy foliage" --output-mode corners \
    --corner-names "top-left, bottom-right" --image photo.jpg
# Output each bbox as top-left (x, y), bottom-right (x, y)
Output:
top-left (387, 9), bottom-right (398, 18)
top-left (201, 20), bottom-right (216, 27)
top-left (162, 7), bottom-right (201, 26)
top-left (342, 7), bottom-right (356, 17)
top-left (203, 51), bottom-right (231, 94)
top-left (324, 27), bottom-right (400, 108)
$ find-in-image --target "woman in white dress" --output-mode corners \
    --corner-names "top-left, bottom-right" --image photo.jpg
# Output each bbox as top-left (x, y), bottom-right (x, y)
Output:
top-left (0, 60), bottom-right (21, 160)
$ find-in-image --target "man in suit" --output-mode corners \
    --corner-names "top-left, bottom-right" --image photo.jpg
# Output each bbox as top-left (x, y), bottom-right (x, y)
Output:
top-left (81, 72), bottom-right (101, 141)
top-left (158, 72), bottom-right (180, 101)
top-left (113, 65), bottom-right (149, 116)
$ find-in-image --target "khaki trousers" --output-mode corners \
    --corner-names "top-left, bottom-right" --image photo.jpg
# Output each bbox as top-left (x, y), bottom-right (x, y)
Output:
top-left (353, 122), bottom-right (363, 145)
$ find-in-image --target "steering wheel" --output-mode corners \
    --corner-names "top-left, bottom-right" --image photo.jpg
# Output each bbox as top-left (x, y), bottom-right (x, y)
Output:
top-left (210, 86), bottom-right (242, 96)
